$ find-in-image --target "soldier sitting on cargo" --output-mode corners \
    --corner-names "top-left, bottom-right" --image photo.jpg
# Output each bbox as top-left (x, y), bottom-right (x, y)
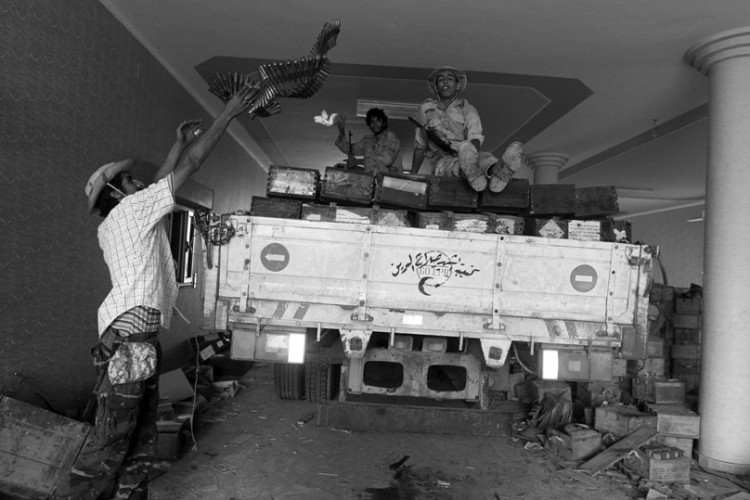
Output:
top-left (333, 107), bottom-right (403, 175)
top-left (53, 85), bottom-right (258, 500)
top-left (411, 65), bottom-right (524, 193)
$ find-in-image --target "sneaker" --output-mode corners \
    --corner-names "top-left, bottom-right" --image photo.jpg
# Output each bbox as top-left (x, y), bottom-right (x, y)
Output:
top-left (489, 142), bottom-right (524, 193)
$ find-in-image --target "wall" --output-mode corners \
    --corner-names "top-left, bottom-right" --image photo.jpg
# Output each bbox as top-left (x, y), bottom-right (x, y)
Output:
top-left (631, 206), bottom-right (705, 289)
top-left (0, 0), bottom-right (266, 413)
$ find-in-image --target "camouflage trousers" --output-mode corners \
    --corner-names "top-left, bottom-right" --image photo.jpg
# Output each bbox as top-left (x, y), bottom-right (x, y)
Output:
top-left (52, 339), bottom-right (161, 500)
top-left (433, 143), bottom-right (498, 179)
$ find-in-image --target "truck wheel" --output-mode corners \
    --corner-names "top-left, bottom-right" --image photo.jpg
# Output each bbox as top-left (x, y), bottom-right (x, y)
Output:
top-left (273, 363), bottom-right (305, 400)
top-left (305, 361), bottom-right (337, 403)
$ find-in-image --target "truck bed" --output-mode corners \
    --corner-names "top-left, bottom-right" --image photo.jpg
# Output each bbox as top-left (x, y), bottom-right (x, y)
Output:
top-left (202, 215), bottom-right (655, 366)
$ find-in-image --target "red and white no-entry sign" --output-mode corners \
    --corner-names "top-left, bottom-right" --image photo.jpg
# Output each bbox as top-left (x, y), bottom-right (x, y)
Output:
top-left (570, 264), bottom-right (598, 293)
top-left (261, 243), bottom-right (290, 272)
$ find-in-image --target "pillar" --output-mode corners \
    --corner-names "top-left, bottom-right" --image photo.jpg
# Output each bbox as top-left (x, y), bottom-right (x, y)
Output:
top-left (685, 28), bottom-right (750, 475)
top-left (525, 153), bottom-right (568, 184)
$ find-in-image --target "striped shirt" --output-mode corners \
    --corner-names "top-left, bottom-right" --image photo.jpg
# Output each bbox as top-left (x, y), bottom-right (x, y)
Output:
top-left (110, 305), bottom-right (161, 337)
top-left (96, 174), bottom-right (178, 336)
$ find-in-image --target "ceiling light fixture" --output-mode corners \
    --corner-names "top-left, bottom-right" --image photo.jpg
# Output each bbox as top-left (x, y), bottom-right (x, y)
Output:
top-left (356, 99), bottom-right (421, 120)
top-left (687, 210), bottom-right (705, 223)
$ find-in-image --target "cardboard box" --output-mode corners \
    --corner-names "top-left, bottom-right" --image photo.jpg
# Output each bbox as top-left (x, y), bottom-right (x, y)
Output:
top-left (426, 175), bottom-right (479, 210)
top-left (374, 173), bottom-right (428, 210)
top-left (622, 449), bottom-right (691, 483)
top-left (546, 426), bottom-right (602, 461)
top-left (319, 167), bottom-right (375, 205)
top-left (266, 164), bottom-right (320, 200)
top-left (0, 396), bottom-right (91, 499)
top-left (250, 196), bottom-right (302, 219)
top-left (594, 406), bottom-right (656, 437)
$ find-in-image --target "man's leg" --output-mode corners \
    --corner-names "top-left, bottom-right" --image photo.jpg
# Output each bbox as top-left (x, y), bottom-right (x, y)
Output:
top-left (456, 142), bottom-right (487, 192)
top-left (111, 375), bottom-right (159, 500)
top-left (489, 142), bottom-right (524, 193)
top-left (52, 376), bottom-right (144, 500)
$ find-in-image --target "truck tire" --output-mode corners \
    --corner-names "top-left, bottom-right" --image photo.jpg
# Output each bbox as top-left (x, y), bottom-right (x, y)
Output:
top-left (273, 363), bottom-right (305, 400)
top-left (305, 361), bottom-right (336, 403)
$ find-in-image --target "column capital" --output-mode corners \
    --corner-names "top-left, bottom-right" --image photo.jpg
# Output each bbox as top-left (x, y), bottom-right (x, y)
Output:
top-left (525, 152), bottom-right (569, 171)
top-left (685, 27), bottom-right (750, 75)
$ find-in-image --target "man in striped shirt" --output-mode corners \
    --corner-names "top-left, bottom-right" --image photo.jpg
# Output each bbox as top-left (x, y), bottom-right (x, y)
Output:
top-left (54, 84), bottom-right (257, 500)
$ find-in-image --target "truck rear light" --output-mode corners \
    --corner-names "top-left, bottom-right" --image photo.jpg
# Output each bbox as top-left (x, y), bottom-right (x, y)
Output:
top-left (541, 349), bottom-right (560, 380)
top-left (288, 333), bottom-right (306, 363)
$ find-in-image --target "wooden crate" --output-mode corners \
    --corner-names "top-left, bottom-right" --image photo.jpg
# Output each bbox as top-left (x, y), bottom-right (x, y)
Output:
top-left (673, 328), bottom-right (702, 344)
top-left (451, 213), bottom-right (490, 233)
top-left (672, 313), bottom-right (701, 329)
top-left (633, 378), bottom-right (686, 404)
top-left (600, 219), bottom-right (632, 243)
top-left (546, 426), bottom-right (602, 461)
top-left (478, 178), bottom-right (530, 212)
top-left (414, 212), bottom-right (452, 230)
top-left (574, 185), bottom-right (619, 218)
top-left (526, 217), bottom-right (568, 239)
top-left (650, 435), bottom-right (694, 458)
top-left (374, 173), bottom-right (428, 210)
top-left (319, 167), bottom-right (375, 206)
top-left (426, 175), bottom-right (478, 210)
top-left (527, 184), bottom-right (576, 216)
top-left (250, 197), bottom-right (302, 219)
top-left (594, 406), bottom-right (656, 437)
top-left (373, 207), bottom-right (412, 227)
top-left (675, 296), bottom-right (701, 314)
top-left (485, 214), bottom-right (525, 235)
top-left (266, 165), bottom-right (320, 200)
top-left (627, 357), bottom-right (666, 378)
top-left (647, 405), bottom-right (700, 438)
top-left (622, 450), bottom-right (691, 483)
top-left (0, 396), bottom-right (91, 500)
top-left (671, 344), bottom-right (701, 360)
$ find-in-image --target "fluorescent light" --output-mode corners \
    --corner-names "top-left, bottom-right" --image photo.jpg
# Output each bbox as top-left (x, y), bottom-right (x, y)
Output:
top-left (356, 99), bottom-right (421, 120)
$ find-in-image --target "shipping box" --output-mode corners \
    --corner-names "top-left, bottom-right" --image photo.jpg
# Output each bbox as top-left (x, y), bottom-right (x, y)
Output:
top-left (426, 175), bottom-right (478, 210)
top-left (478, 178), bottom-right (530, 213)
top-left (374, 173), bottom-right (428, 210)
top-left (319, 167), bottom-right (375, 205)
top-left (546, 426), bottom-right (602, 461)
top-left (622, 448), bottom-right (691, 483)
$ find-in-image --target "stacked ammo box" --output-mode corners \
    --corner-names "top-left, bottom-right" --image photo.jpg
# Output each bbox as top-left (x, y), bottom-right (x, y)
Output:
top-left (670, 290), bottom-right (702, 397)
top-left (253, 165), bottom-right (631, 240)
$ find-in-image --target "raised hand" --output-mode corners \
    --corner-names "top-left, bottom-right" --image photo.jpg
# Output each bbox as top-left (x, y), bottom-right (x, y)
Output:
top-left (176, 120), bottom-right (202, 145)
top-left (226, 83), bottom-right (261, 118)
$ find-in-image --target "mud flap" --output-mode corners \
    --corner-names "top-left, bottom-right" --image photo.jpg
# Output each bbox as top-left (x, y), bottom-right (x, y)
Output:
top-left (479, 339), bottom-right (511, 368)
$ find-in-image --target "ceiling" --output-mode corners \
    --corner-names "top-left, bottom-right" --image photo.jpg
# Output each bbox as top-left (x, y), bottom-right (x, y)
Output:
top-left (99, 0), bottom-right (750, 218)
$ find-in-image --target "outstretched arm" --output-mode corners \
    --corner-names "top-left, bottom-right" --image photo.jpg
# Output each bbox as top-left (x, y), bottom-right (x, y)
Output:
top-left (154, 120), bottom-right (202, 183)
top-left (171, 84), bottom-right (259, 191)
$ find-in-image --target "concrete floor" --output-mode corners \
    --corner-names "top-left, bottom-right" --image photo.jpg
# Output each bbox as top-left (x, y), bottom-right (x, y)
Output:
top-left (146, 362), bottom-right (648, 500)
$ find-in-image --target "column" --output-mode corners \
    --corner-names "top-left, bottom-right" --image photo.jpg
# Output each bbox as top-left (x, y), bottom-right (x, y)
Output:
top-left (525, 153), bottom-right (568, 184)
top-left (685, 28), bottom-right (750, 475)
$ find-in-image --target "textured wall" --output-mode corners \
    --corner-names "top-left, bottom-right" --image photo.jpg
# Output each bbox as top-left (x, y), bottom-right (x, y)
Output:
top-left (0, 0), bottom-right (265, 413)
top-left (631, 206), bottom-right (705, 289)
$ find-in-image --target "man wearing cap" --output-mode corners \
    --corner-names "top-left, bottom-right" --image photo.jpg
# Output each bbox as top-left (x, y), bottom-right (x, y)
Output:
top-left (411, 66), bottom-right (523, 192)
top-left (333, 107), bottom-right (402, 174)
top-left (54, 85), bottom-right (257, 500)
